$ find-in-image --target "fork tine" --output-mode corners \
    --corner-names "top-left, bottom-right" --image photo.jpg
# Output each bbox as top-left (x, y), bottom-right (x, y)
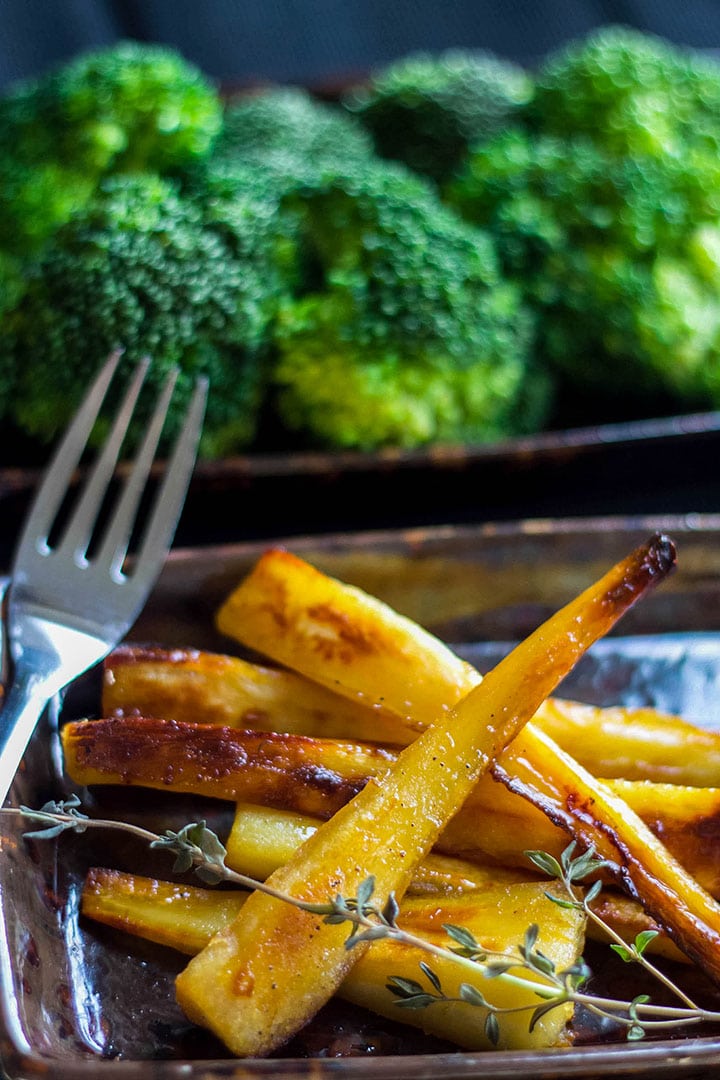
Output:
top-left (56, 357), bottom-right (151, 562)
top-left (130, 374), bottom-right (208, 581)
top-left (20, 349), bottom-right (125, 552)
top-left (96, 366), bottom-right (179, 579)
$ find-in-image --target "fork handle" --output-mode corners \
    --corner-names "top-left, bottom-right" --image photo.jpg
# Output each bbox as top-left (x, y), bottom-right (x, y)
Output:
top-left (0, 668), bottom-right (54, 807)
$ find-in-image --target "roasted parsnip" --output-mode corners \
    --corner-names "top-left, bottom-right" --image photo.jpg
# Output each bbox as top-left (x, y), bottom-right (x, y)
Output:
top-left (63, 719), bottom-right (720, 897)
top-left (226, 802), bottom-right (534, 893)
top-left (104, 643), bottom-right (720, 786)
top-left (171, 536), bottom-right (671, 1056)
top-left (534, 698), bottom-right (720, 785)
top-left (103, 644), bottom-right (406, 745)
top-left (225, 802), bottom-right (686, 962)
top-left (82, 868), bottom-right (584, 1051)
top-left (494, 725), bottom-right (720, 979)
top-left (214, 542), bottom-right (720, 986)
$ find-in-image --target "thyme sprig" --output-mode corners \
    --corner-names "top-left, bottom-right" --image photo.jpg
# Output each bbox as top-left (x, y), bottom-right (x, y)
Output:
top-left (5, 801), bottom-right (720, 1045)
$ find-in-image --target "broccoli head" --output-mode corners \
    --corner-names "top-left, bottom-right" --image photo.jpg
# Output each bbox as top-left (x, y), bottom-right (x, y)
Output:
top-left (2, 173), bottom-right (285, 457)
top-left (212, 86), bottom-right (375, 171)
top-left (0, 41), bottom-right (222, 255)
top-left (2, 40), bottom-right (222, 175)
top-left (0, 157), bottom-right (97, 258)
top-left (343, 48), bottom-right (533, 184)
top-left (0, 251), bottom-right (25, 318)
top-left (271, 162), bottom-right (547, 449)
top-left (446, 127), bottom-right (720, 414)
top-left (529, 25), bottom-right (720, 158)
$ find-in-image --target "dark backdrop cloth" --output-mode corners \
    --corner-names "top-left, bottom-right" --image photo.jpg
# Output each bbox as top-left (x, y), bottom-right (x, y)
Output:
top-left (1, 0), bottom-right (720, 92)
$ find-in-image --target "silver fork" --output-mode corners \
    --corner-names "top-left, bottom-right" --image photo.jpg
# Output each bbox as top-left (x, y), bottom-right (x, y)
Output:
top-left (0, 351), bottom-right (207, 806)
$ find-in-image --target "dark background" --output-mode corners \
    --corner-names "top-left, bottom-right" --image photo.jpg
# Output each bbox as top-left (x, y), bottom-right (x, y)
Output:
top-left (1, 0), bottom-right (719, 91)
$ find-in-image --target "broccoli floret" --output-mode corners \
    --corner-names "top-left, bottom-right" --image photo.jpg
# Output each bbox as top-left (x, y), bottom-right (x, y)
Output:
top-left (212, 86), bottom-right (375, 169)
top-left (0, 158), bottom-right (97, 258)
top-left (529, 25), bottom-right (720, 158)
top-left (343, 49), bottom-right (533, 183)
top-left (2, 40), bottom-right (222, 175)
top-left (446, 128), bottom-right (720, 413)
top-left (0, 251), bottom-right (25, 317)
top-left (271, 162), bottom-right (547, 449)
top-left (0, 41), bottom-right (222, 255)
top-left (1, 173), bottom-right (285, 457)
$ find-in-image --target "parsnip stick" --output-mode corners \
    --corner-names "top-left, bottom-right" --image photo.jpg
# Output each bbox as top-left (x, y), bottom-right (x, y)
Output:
top-left (103, 645), bottom-right (406, 746)
top-left (62, 719), bottom-right (720, 898)
top-left (172, 536), bottom-right (671, 1056)
top-left (225, 803), bottom-right (686, 963)
top-left (82, 869), bottom-right (584, 1051)
top-left (216, 541), bottom-right (720, 985)
top-left (534, 698), bottom-right (720, 785)
top-left (226, 802), bottom-right (533, 893)
top-left (104, 644), bottom-right (720, 786)
top-left (493, 725), bottom-right (720, 980)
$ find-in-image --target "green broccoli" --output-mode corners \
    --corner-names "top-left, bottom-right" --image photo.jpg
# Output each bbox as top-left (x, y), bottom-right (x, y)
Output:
top-left (271, 162), bottom-right (547, 449)
top-left (528, 25), bottom-right (720, 158)
top-left (446, 127), bottom-right (720, 414)
top-left (212, 86), bottom-right (375, 170)
top-left (0, 40), bottom-right (222, 256)
top-left (0, 251), bottom-right (26, 318)
top-left (1, 173), bottom-right (288, 457)
top-left (343, 48), bottom-right (533, 184)
top-left (2, 39), bottom-right (222, 175)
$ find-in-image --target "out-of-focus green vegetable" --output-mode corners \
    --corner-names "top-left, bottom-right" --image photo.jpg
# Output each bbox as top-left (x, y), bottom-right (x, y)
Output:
top-left (212, 86), bottom-right (375, 169)
top-left (0, 40), bottom-right (222, 256)
top-left (528, 24), bottom-right (720, 158)
top-left (343, 48), bottom-right (533, 184)
top-left (271, 161), bottom-right (548, 449)
top-left (1, 174), bottom-right (286, 457)
top-left (445, 28), bottom-right (720, 417)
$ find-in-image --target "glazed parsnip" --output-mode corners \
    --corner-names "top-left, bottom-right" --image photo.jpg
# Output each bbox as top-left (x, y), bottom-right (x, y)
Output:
top-left (62, 720), bottom-right (395, 816)
top-left (102, 645), bottom-right (407, 746)
top-left (226, 803), bottom-right (534, 893)
top-left (215, 542), bottom-right (720, 987)
top-left (493, 725), bottom-right (720, 980)
top-left (172, 536), bottom-right (670, 1057)
top-left (103, 643), bottom-right (720, 786)
top-left (225, 803), bottom-right (686, 963)
top-left (82, 869), bottom-right (585, 1051)
top-left (62, 718), bottom-right (720, 898)
top-left (533, 698), bottom-right (720, 785)
top-left (215, 546), bottom-right (482, 729)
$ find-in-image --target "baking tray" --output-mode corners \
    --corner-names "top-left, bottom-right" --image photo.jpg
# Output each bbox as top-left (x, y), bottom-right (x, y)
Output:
top-left (5, 515), bottom-right (720, 1078)
top-left (0, 409), bottom-right (719, 562)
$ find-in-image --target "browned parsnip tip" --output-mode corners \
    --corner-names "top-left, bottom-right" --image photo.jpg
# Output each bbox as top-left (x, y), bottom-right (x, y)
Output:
top-left (607, 533), bottom-right (676, 605)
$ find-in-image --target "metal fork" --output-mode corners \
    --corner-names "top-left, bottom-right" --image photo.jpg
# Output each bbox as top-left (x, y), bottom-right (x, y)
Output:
top-left (0, 350), bottom-right (207, 806)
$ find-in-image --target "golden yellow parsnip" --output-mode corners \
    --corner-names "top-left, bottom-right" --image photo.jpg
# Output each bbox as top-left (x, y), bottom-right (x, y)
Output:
top-left (63, 718), bottom-right (720, 900)
top-left (494, 725), bottom-right (720, 980)
top-left (217, 542), bottom-right (720, 985)
top-left (103, 644), bottom-right (406, 745)
top-left (173, 536), bottom-right (673, 1057)
top-left (534, 698), bottom-right (720, 785)
top-left (215, 546), bottom-right (482, 728)
top-left (83, 869), bottom-right (584, 1051)
top-left (104, 643), bottom-right (720, 787)
top-left (227, 802), bottom-right (531, 892)
top-left (226, 803), bottom-right (685, 962)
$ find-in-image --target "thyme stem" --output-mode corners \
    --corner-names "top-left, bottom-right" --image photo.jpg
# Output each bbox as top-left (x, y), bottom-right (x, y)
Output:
top-left (6, 802), bottom-right (720, 1041)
